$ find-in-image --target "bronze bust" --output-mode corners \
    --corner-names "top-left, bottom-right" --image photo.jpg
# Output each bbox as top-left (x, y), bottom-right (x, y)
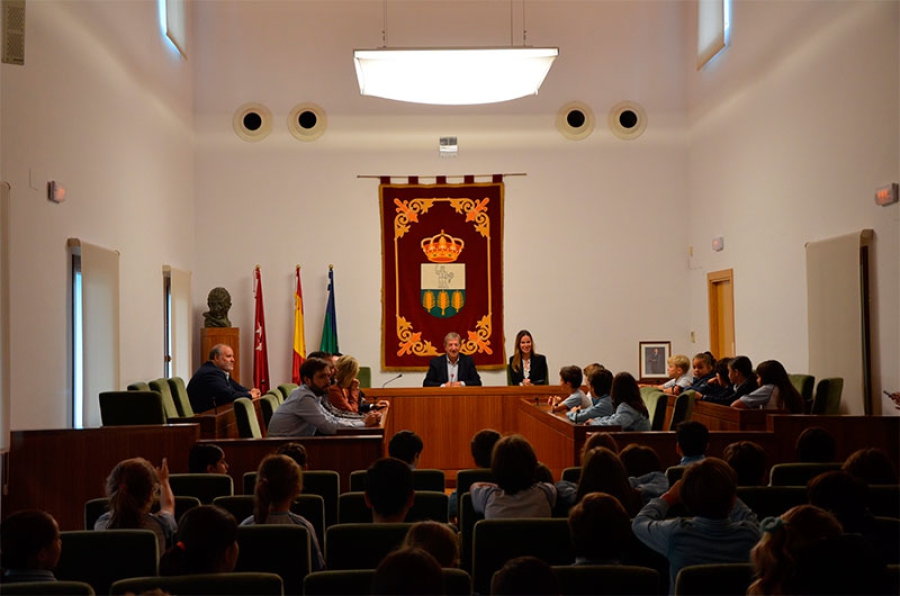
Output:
top-left (203, 287), bottom-right (232, 328)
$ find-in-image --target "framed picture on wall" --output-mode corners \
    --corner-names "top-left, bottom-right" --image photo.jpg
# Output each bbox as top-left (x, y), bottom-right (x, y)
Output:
top-left (639, 341), bottom-right (671, 383)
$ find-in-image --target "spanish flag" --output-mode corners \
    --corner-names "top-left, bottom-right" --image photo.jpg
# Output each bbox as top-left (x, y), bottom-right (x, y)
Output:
top-left (291, 266), bottom-right (306, 384)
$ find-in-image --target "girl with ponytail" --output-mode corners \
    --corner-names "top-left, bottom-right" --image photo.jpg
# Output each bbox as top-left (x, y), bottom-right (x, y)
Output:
top-left (159, 505), bottom-right (238, 576)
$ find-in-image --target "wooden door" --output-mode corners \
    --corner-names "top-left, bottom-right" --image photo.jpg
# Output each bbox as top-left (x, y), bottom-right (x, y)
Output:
top-left (707, 269), bottom-right (735, 358)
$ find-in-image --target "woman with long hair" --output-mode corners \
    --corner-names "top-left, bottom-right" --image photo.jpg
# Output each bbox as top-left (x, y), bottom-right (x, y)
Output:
top-left (507, 330), bottom-right (549, 386)
top-left (732, 359), bottom-right (804, 413)
top-left (586, 372), bottom-right (650, 430)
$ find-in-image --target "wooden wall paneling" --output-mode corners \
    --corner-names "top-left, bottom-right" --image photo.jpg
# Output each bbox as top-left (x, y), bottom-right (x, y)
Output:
top-left (767, 415), bottom-right (900, 468)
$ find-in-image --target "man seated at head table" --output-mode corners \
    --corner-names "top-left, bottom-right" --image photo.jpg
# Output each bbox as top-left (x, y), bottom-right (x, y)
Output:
top-left (267, 357), bottom-right (385, 437)
top-left (423, 332), bottom-right (482, 387)
top-left (187, 344), bottom-right (261, 413)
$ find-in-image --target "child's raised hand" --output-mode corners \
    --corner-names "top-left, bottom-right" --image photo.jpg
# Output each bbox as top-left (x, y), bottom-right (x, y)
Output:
top-left (156, 457), bottom-right (170, 482)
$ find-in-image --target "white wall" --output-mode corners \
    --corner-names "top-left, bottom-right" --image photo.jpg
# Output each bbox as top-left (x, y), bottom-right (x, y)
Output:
top-left (686, 1), bottom-right (900, 413)
top-left (0, 1), bottom-right (195, 429)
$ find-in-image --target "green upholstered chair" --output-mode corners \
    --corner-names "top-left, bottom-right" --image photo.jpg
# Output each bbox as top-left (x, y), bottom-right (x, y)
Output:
top-left (244, 469), bottom-right (339, 528)
top-left (456, 468), bottom-right (493, 516)
top-left (126, 381), bottom-right (150, 392)
top-left (888, 564), bottom-right (900, 596)
top-left (788, 373), bottom-right (816, 406)
top-left (553, 564), bottom-right (660, 596)
top-left (233, 397), bottom-right (262, 438)
top-left (641, 386), bottom-right (668, 431)
top-left (303, 568), bottom-right (471, 596)
top-left (768, 462), bottom-right (842, 486)
top-left (459, 492), bottom-right (484, 572)
top-left (666, 465), bottom-right (688, 485)
top-left (168, 473), bottom-right (233, 504)
top-left (872, 516), bottom-right (900, 564)
top-left (235, 525), bottom-right (311, 595)
top-left (214, 494), bottom-right (326, 548)
top-left (0, 581), bottom-right (96, 595)
top-left (148, 378), bottom-right (181, 420)
top-left (324, 522), bottom-right (413, 570)
top-left (99, 391), bottom-right (167, 426)
top-left (166, 376), bottom-right (194, 417)
top-left (561, 466), bottom-right (580, 483)
top-left (357, 366), bottom-right (372, 389)
top-left (278, 383), bottom-right (299, 400)
top-left (55, 530), bottom-right (159, 595)
top-left (266, 388), bottom-right (283, 404)
top-left (84, 496), bottom-right (201, 529)
top-left (349, 468), bottom-right (445, 492)
top-left (868, 485), bottom-right (900, 518)
top-left (259, 392), bottom-right (280, 429)
top-left (811, 377), bottom-right (843, 415)
top-left (337, 491), bottom-right (448, 524)
top-left (674, 563), bottom-right (755, 596)
top-left (736, 486), bottom-right (807, 518)
top-left (669, 390), bottom-right (696, 429)
top-left (471, 518), bottom-right (573, 595)
top-left (110, 572), bottom-right (283, 596)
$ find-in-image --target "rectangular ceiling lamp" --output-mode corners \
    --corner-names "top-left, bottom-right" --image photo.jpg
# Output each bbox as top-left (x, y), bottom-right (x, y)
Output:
top-left (353, 47), bottom-right (559, 105)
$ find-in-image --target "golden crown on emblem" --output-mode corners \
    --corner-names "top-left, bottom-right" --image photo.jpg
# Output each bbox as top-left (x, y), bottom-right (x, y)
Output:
top-left (421, 230), bottom-right (465, 263)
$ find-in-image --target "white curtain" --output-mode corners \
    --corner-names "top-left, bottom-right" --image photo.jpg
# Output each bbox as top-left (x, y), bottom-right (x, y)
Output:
top-left (166, 266), bottom-right (192, 379)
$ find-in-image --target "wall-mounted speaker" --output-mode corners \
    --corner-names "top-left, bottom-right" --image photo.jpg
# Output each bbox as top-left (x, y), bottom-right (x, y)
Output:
top-left (233, 103), bottom-right (272, 142)
top-left (608, 101), bottom-right (647, 140)
top-left (288, 103), bottom-right (327, 142)
top-left (556, 101), bottom-right (594, 141)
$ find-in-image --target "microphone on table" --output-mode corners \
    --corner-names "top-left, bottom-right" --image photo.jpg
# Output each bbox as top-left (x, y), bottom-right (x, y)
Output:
top-left (382, 373), bottom-right (403, 388)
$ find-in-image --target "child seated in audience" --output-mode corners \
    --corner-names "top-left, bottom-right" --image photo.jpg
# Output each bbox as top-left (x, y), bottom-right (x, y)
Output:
top-left (94, 457), bottom-right (176, 554)
top-left (726, 355), bottom-right (758, 401)
top-left (188, 443), bottom-right (229, 474)
top-left (372, 548), bottom-right (444, 596)
top-left (685, 352), bottom-right (717, 395)
top-left (471, 434), bottom-right (557, 518)
top-left (547, 365), bottom-right (590, 413)
top-left (567, 368), bottom-right (614, 424)
top-left (365, 457), bottom-right (416, 523)
top-left (675, 421), bottom-right (709, 465)
top-left (722, 440), bottom-right (768, 486)
top-left (449, 428), bottom-right (501, 519)
top-left (401, 521), bottom-right (460, 568)
top-left (632, 457), bottom-right (761, 592)
top-left (491, 556), bottom-right (560, 596)
top-left (558, 447), bottom-right (643, 515)
top-left (699, 357), bottom-right (733, 403)
top-left (568, 492), bottom-right (632, 565)
top-left (275, 441), bottom-right (309, 469)
top-left (159, 505), bottom-right (238, 576)
top-left (388, 429), bottom-right (424, 469)
top-left (794, 426), bottom-right (836, 463)
top-left (731, 359), bottom-right (804, 413)
top-left (656, 354), bottom-right (693, 395)
top-left (842, 447), bottom-right (899, 484)
top-left (241, 454), bottom-right (324, 571)
top-left (748, 504), bottom-right (887, 595)
top-left (586, 372), bottom-right (651, 431)
top-left (579, 431), bottom-right (619, 463)
top-left (619, 444), bottom-right (669, 503)
top-left (0, 510), bottom-right (62, 583)
top-left (580, 362), bottom-right (604, 394)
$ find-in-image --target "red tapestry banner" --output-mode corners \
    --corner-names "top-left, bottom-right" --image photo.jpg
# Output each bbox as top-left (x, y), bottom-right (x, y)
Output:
top-left (381, 181), bottom-right (505, 370)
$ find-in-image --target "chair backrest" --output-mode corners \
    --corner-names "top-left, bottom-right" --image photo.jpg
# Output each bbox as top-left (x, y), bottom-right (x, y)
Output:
top-left (561, 466), bottom-right (580, 483)
top-left (888, 564), bottom-right (900, 596)
top-left (110, 572), bottom-right (284, 596)
top-left (213, 494), bottom-right (325, 545)
top-left (259, 393), bottom-right (280, 429)
top-left (235, 524), bottom-right (311, 595)
top-left (349, 468), bottom-right (445, 492)
top-left (233, 397), bottom-right (262, 438)
top-left (324, 522), bottom-right (413, 569)
top-left (55, 530), bottom-right (159, 594)
top-left (166, 376), bottom-right (194, 417)
top-left (736, 486), bottom-right (807, 519)
top-left (768, 462), bottom-right (842, 486)
top-left (471, 518), bottom-right (573, 595)
top-left (457, 468), bottom-right (493, 514)
top-left (99, 391), bottom-right (167, 426)
top-left (245, 469), bottom-right (340, 528)
top-left (357, 366), bottom-right (371, 389)
top-left (337, 491), bottom-right (449, 524)
top-left (84, 496), bottom-right (201, 529)
top-left (0, 581), bottom-right (96, 595)
top-left (148, 378), bottom-right (181, 419)
top-left (871, 516), bottom-right (900, 564)
top-left (674, 563), bottom-right (755, 596)
top-left (666, 465), bottom-right (688, 485)
top-left (278, 383), bottom-right (299, 400)
top-left (126, 381), bottom-right (150, 392)
top-left (303, 568), bottom-right (471, 596)
top-left (669, 390), bottom-right (696, 429)
top-left (811, 377), bottom-right (843, 415)
top-left (168, 473), bottom-right (234, 504)
top-left (553, 564), bottom-right (660, 596)
top-left (788, 373), bottom-right (816, 404)
top-left (459, 492), bottom-right (484, 572)
top-left (641, 386), bottom-right (668, 431)
top-left (266, 388), bottom-right (284, 404)
top-left (868, 485), bottom-right (900, 518)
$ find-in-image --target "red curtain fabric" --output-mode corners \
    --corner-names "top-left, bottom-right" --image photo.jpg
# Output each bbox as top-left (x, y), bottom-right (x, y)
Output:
top-left (381, 181), bottom-right (505, 370)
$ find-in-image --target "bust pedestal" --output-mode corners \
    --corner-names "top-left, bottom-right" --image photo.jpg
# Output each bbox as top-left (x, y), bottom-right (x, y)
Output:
top-left (201, 328), bottom-right (241, 385)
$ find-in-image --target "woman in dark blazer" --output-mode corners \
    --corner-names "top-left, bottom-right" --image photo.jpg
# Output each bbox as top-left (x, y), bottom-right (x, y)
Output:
top-left (507, 329), bottom-right (549, 386)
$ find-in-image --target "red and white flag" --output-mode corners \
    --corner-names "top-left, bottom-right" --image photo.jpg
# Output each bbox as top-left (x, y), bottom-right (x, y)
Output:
top-left (253, 266), bottom-right (270, 393)
top-left (291, 266), bottom-right (307, 384)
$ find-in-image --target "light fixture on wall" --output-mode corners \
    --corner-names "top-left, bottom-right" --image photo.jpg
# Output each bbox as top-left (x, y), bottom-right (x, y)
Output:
top-left (353, 2), bottom-right (558, 105)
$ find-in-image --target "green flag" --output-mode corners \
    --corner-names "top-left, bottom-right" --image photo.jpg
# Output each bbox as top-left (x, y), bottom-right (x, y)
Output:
top-left (320, 266), bottom-right (339, 353)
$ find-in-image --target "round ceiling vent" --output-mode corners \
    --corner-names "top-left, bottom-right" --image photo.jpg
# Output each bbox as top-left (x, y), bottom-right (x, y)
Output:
top-left (233, 103), bottom-right (272, 142)
top-left (555, 101), bottom-right (595, 141)
top-left (608, 101), bottom-right (647, 141)
top-left (288, 103), bottom-right (327, 142)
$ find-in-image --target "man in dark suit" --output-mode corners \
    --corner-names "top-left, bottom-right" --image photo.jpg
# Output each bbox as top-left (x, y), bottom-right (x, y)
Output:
top-left (187, 343), bottom-right (260, 412)
top-left (423, 332), bottom-right (482, 387)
